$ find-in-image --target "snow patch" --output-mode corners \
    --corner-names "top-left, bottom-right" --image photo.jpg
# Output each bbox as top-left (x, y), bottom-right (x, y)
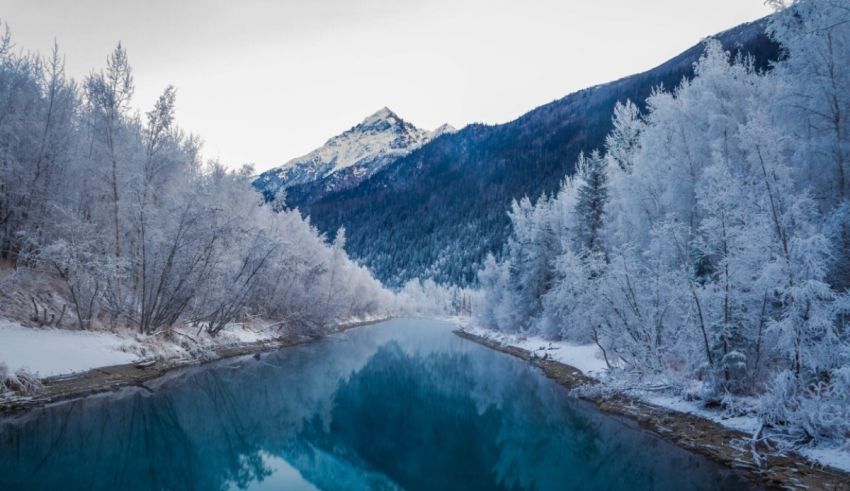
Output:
top-left (0, 318), bottom-right (139, 377)
top-left (798, 447), bottom-right (850, 473)
top-left (460, 324), bottom-right (608, 377)
top-left (640, 393), bottom-right (762, 434)
top-left (0, 317), bottom-right (290, 380)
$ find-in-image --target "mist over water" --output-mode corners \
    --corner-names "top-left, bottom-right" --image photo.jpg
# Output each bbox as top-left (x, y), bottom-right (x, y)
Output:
top-left (0, 319), bottom-right (758, 491)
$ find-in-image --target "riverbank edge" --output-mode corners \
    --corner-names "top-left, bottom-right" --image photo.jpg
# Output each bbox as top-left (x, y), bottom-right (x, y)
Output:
top-left (0, 317), bottom-right (392, 416)
top-left (454, 329), bottom-right (850, 491)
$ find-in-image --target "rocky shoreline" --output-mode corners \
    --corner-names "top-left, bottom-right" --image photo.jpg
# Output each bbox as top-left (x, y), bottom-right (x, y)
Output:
top-left (455, 329), bottom-right (850, 491)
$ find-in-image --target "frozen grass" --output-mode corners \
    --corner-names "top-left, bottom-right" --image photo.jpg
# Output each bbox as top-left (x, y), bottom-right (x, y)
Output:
top-left (0, 362), bottom-right (42, 395)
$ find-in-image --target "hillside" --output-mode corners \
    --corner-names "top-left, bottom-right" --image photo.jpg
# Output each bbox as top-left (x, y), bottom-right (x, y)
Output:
top-left (299, 18), bottom-right (780, 286)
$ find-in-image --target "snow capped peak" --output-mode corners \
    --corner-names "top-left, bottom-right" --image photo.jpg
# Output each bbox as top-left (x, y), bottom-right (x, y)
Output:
top-left (362, 107), bottom-right (399, 126)
top-left (430, 123), bottom-right (456, 138)
top-left (257, 108), bottom-right (456, 195)
top-left (346, 107), bottom-right (409, 136)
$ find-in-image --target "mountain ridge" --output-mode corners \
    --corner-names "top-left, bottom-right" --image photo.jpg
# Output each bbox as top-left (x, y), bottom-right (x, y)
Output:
top-left (253, 108), bottom-right (455, 204)
top-left (281, 17), bottom-right (781, 287)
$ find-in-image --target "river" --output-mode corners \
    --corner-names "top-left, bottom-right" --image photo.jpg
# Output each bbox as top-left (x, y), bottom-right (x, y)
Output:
top-left (0, 318), bottom-right (758, 490)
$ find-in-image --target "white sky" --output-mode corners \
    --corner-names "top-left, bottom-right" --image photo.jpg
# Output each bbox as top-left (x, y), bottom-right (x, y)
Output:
top-left (3, 0), bottom-right (772, 171)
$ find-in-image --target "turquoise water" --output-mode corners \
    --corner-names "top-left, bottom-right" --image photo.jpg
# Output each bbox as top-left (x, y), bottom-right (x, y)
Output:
top-left (0, 319), bottom-right (758, 491)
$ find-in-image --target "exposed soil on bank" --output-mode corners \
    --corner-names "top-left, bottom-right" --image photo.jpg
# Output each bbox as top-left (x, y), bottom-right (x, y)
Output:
top-left (0, 318), bottom-right (390, 416)
top-left (455, 329), bottom-right (850, 491)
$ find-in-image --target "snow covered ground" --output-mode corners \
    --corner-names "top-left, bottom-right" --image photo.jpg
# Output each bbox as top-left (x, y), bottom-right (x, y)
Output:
top-left (633, 390), bottom-right (849, 473)
top-left (0, 319), bottom-right (138, 377)
top-left (0, 315), bottom-right (391, 384)
top-left (0, 317), bottom-right (285, 380)
top-left (457, 321), bottom-right (850, 473)
top-left (461, 324), bottom-right (608, 377)
top-left (799, 447), bottom-right (850, 474)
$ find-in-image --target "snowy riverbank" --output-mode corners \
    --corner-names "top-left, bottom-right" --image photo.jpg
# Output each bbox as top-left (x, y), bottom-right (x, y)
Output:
top-left (0, 317), bottom-right (285, 379)
top-left (0, 316), bottom-right (388, 402)
top-left (456, 321), bottom-right (850, 479)
top-left (0, 320), bottom-right (138, 377)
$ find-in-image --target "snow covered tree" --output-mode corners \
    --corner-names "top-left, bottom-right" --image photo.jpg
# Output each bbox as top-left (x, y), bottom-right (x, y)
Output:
top-left (604, 100), bottom-right (643, 174)
top-left (0, 28), bottom-right (393, 335)
top-left (84, 43), bottom-right (134, 261)
top-left (476, 0), bottom-right (850, 443)
top-left (574, 151), bottom-right (609, 253)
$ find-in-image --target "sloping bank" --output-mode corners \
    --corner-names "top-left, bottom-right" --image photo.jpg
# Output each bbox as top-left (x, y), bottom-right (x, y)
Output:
top-left (0, 317), bottom-right (390, 415)
top-left (455, 329), bottom-right (850, 491)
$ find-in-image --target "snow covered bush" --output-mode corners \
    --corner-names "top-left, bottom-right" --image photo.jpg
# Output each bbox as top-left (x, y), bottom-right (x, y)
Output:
top-left (760, 368), bottom-right (850, 448)
top-left (0, 362), bottom-right (42, 396)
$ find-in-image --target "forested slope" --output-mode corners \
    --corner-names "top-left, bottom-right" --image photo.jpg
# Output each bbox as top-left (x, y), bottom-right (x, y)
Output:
top-left (303, 18), bottom-right (779, 286)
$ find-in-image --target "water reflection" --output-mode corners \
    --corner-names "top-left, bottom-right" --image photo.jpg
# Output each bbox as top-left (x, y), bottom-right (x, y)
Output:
top-left (0, 319), bottom-right (757, 491)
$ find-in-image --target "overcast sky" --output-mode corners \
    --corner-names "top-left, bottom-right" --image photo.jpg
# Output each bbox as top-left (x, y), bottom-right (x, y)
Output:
top-left (4, 0), bottom-right (772, 171)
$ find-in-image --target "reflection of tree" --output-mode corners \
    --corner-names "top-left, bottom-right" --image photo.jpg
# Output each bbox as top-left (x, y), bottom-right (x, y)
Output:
top-left (307, 343), bottom-right (508, 491)
top-left (295, 338), bottom-right (755, 491)
top-left (183, 372), bottom-right (272, 489)
top-left (0, 326), bottom-right (392, 491)
top-left (0, 322), bottom-right (755, 491)
top-left (299, 341), bottom-right (616, 491)
top-left (0, 391), bottom-right (220, 491)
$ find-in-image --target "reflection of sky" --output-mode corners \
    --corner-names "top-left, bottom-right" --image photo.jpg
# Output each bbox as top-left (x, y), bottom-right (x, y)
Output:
top-left (0, 319), bottom-right (757, 491)
top-left (234, 452), bottom-right (317, 491)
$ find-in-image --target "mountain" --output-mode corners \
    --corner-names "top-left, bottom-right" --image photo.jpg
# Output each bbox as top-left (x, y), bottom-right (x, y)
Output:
top-left (253, 108), bottom-right (455, 206)
top-left (285, 18), bottom-right (781, 287)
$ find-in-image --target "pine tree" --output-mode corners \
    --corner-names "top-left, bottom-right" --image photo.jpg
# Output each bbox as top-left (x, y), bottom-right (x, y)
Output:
top-left (574, 151), bottom-right (609, 253)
